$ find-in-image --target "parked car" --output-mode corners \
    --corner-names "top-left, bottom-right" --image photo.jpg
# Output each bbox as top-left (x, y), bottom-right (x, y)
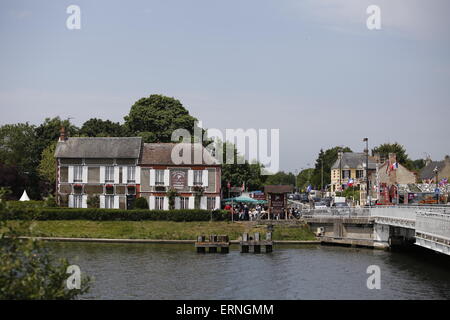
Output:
top-left (332, 202), bottom-right (351, 215)
top-left (314, 201), bottom-right (329, 210)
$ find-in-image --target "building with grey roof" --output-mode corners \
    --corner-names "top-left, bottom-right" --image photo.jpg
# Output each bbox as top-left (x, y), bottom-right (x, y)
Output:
top-left (54, 129), bottom-right (221, 210)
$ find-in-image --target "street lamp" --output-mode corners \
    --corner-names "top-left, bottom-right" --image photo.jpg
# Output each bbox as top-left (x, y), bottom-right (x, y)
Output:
top-left (433, 166), bottom-right (439, 204)
top-left (363, 138), bottom-right (370, 206)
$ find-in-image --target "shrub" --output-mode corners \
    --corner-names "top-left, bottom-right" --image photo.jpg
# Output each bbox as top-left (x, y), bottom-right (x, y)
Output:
top-left (134, 197), bottom-right (149, 210)
top-left (0, 207), bottom-right (230, 222)
top-left (87, 195), bottom-right (100, 209)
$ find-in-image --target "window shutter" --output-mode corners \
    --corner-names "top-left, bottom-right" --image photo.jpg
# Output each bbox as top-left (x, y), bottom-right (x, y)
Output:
top-left (100, 166), bottom-right (105, 184)
top-left (122, 166), bottom-right (128, 184)
top-left (114, 196), bottom-right (120, 209)
top-left (164, 169), bottom-right (170, 186)
top-left (163, 197), bottom-right (169, 210)
top-left (188, 196), bottom-right (195, 209)
top-left (68, 166), bottom-right (74, 183)
top-left (135, 167), bottom-right (141, 184)
top-left (175, 197), bottom-right (181, 209)
top-left (150, 169), bottom-right (156, 186)
top-left (82, 166), bottom-right (88, 184)
top-left (149, 196), bottom-right (155, 210)
top-left (188, 170), bottom-right (194, 187)
top-left (114, 167), bottom-right (120, 184)
top-left (99, 195), bottom-right (105, 209)
top-left (215, 196), bottom-right (221, 210)
top-left (200, 196), bottom-right (207, 210)
top-left (82, 195), bottom-right (88, 208)
top-left (68, 194), bottom-right (74, 208)
top-left (202, 170), bottom-right (208, 187)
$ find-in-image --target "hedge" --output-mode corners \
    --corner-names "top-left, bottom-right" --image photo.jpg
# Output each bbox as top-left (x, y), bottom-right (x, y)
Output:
top-left (0, 207), bottom-right (230, 222)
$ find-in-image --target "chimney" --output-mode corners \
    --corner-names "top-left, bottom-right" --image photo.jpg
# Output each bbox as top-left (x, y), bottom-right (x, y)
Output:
top-left (59, 127), bottom-right (67, 142)
top-left (445, 155), bottom-right (450, 164)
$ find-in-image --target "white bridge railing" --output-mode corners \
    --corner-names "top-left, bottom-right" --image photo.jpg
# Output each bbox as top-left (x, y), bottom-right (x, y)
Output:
top-left (415, 210), bottom-right (450, 242)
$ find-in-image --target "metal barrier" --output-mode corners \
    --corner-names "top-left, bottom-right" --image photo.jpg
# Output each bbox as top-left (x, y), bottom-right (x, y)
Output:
top-left (416, 210), bottom-right (450, 241)
top-left (301, 208), bottom-right (370, 218)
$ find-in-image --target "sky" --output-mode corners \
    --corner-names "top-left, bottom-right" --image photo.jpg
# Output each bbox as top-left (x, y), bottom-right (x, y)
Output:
top-left (0, 0), bottom-right (449, 173)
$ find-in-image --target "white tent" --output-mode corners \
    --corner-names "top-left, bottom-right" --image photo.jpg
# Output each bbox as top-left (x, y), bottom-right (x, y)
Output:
top-left (19, 190), bottom-right (30, 201)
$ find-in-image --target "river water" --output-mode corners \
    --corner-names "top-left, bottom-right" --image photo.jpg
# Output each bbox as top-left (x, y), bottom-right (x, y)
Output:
top-left (49, 242), bottom-right (450, 300)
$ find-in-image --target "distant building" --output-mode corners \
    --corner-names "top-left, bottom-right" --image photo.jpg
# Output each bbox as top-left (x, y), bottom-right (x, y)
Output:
top-left (420, 155), bottom-right (450, 184)
top-left (330, 152), bottom-right (377, 195)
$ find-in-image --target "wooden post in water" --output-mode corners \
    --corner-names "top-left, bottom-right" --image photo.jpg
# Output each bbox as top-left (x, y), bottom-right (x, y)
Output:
top-left (197, 235), bottom-right (206, 253)
top-left (265, 232), bottom-right (273, 253)
top-left (241, 233), bottom-right (249, 253)
top-left (254, 232), bottom-right (261, 253)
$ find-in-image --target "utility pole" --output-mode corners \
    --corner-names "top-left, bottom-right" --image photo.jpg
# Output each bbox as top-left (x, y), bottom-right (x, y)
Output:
top-left (363, 138), bottom-right (370, 206)
top-left (321, 159), bottom-right (324, 195)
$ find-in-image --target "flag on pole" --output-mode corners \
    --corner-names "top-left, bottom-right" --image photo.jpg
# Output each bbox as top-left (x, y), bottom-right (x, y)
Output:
top-left (347, 178), bottom-right (354, 187)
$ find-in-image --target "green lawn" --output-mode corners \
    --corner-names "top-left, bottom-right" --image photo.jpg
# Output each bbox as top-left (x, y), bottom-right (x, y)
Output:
top-left (5, 220), bottom-right (316, 241)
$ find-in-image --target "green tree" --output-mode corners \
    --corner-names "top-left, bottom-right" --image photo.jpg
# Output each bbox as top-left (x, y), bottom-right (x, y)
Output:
top-left (80, 118), bottom-right (127, 137)
top-left (35, 117), bottom-right (78, 156)
top-left (296, 168), bottom-right (314, 191)
top-left (0, 221), bottom-right (90, 299)
top-left (0, 123), bottom-right (42, 199)
top-left (38, 142), bottom-right (57, 187)
top-left (264, 171), bottom-right (296, 186)
top-left (124, 94), bottom-right (198, 143)
top-left (371, 142), bottom-right (409, 165)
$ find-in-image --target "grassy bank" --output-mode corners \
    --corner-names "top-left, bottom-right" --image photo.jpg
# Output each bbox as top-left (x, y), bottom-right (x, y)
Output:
top-left (4, 220), bottom-right (316, 241)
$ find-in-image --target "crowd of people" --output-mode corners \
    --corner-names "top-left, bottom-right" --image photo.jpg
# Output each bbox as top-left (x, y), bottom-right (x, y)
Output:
top-left (223, 203), bottom-right (302, 221)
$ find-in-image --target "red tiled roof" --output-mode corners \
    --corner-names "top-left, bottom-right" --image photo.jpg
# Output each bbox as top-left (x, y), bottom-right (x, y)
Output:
top-left (139, 143), bottom-right (220, 166)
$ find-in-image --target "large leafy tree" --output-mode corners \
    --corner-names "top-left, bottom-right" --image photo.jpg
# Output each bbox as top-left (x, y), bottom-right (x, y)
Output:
top-left (296, 168), bottom-right (314, 191)
top-left (264, 171), bottom-right (296, 186)
top-left (37, 142), bottom-right (57, 194)
top-left (124, 94), bottom-right (198, 143)
top-left (80, 118), bottom-right (126, 137)
top-left (0, 123), bottom-right (41, 199)
top-left (371, 142), bottom-right (409, 165)
top-left (35, 117), bottom-right (78, 156)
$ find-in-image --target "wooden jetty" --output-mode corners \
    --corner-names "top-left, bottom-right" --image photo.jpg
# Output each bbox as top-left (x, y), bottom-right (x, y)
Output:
top-left (240, 232), bottom-right (273, 253)
top-left (195, 235), bottom-right (230, 253)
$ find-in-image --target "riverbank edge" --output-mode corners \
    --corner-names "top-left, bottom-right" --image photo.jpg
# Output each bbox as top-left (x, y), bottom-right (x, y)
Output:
top-left (17, 236), bottom-right (321, 245)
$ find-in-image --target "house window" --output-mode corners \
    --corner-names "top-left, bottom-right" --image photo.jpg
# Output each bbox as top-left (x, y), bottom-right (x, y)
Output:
top-left (105, 166), bottom-right (114, 183)
top-left (356, 170), bottom-right (364, 179)
top-left (74, 166), bottom-right (83, 183)
top-left (105, 195), bottom-right (114, 209)
top-left (194, 170), bottom-right (203, 186)
top-left (155, 170), bottom-right (165, 186)
top-left (180, 197), bottom-right (189, 209)
top-left (155, 196), bottom-right (164, 210)
top-left (207, 197), bottom-right (216, 210)
top-left (127, 166), bottom-right (136, 183)
top-left (127, 186), bottom-right (136, 195)
top-left (343, 170), bottom-right (351, 179)
top-left (73, 195), bottom-right (83, 208)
